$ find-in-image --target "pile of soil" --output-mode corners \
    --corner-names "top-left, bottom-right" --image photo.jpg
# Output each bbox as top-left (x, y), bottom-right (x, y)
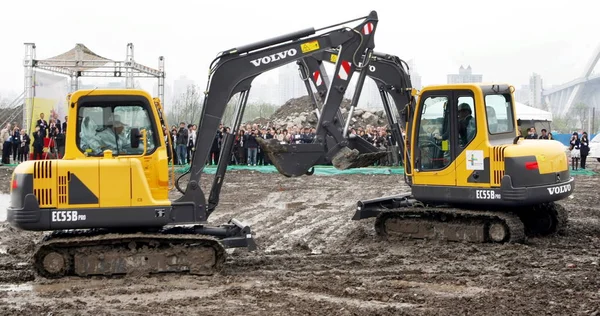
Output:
top-left (250, 95), bottom-right (388, 129)
top-left (0, 162), bottom-right (598, 315)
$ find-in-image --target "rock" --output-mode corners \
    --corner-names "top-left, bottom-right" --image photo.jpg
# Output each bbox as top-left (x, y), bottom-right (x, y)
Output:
top-left (247, 95), bottom-right (388, 130)
top-left (566, 263), bottom-right (577, 269)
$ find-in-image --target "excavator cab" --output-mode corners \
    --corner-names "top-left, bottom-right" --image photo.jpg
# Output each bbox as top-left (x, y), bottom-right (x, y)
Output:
top-left (408, 84), bottom-right (573, 206)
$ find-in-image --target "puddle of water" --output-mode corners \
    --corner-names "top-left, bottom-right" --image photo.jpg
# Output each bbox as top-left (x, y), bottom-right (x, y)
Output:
top-left (0, 284), bottom-right (32, 292)
top-left (0, 193), bottom-right (8, 222)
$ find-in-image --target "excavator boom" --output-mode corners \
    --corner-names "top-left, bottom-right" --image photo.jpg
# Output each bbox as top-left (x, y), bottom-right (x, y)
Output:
top-left (177, 11), bottom-right (381, 217)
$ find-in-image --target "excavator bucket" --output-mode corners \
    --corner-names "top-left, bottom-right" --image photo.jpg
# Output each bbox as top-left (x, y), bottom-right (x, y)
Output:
top-left (331, 146), bottom-right (388, 170)
top-left (340, 136), bottom-right (389, 169)
top-left (258, 137), bottom-right (388, 177)
top-left (257, 138), bottom-right (325, 177)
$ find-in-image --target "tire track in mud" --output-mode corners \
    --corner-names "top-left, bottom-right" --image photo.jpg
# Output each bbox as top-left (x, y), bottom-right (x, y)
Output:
top-left (1, 166), bottom-right (600, 315)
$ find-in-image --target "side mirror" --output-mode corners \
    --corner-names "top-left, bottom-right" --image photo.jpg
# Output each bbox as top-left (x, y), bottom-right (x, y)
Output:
top-left (130, 128), bottom-right (141, 148)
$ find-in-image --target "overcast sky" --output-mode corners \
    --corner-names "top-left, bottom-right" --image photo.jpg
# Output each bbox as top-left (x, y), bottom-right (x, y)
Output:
top-left (1, 0), bottom-right (599, 98)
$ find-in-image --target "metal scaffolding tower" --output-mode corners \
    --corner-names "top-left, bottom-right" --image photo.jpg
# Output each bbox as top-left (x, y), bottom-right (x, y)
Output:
top-left (22, 42), bottom-right (165, 130)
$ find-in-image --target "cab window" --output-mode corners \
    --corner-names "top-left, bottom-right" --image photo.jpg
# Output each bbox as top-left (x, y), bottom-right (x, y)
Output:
top-left (416, 96), bottom-right (451, 171)
top-left (78, 104), bottom-right (157, 156)
top-left (485, 94), bottom-right (514, 134)
top-left (457, 95), bottom-right (476, 150)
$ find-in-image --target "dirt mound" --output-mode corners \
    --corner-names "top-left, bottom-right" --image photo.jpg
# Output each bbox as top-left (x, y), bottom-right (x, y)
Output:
top-left (254, 95), bottom-right (388, 129)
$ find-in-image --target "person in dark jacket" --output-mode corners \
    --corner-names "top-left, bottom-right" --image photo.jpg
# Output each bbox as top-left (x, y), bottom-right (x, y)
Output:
top-left (11, 126), bottom-right (20, 162)
top-left (18, 129), bottom-right (30, 162)
top-left (176, 122), bottom-right (188, 165)
top-left (209, 126), bottom-right (223, 165)
top-left (569, 132), bottom-right (580, 170)
top-left (32, 126), bottom-right (44, 160)
top-left (245, 129), bottom-right (258, 166)
top-left (580, 131), bottom-right (590, 169)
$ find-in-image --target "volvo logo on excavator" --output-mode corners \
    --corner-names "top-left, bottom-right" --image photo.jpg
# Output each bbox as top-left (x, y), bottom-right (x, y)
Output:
top-left (250, 49), bottom-right (298, 67)
top-left (547, 184), bottom-right (572, 195)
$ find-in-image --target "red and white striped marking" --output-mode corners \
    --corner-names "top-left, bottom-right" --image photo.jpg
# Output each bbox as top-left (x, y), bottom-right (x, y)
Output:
top-left (338, 60), bottom-right (352, 80)
top-left (313, 71), bottom-right (322, 86)
top-left (362, 22), bottom-right (374, 35)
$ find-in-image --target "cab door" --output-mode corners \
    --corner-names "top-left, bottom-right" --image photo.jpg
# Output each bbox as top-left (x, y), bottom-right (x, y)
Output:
top-left (412, 90), bottom-right (456, 186)
top-left (412, 89), bottom-right (477, 187)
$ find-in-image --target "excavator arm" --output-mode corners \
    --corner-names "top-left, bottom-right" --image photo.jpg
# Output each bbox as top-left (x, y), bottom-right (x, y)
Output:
top-left (297, 49), bottom-right (417, 184)
top-left (173, 11), bottom-right (379, 222)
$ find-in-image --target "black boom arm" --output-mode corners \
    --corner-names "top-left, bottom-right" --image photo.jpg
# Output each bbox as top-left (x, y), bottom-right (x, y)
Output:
top-left (172, 11), bottom-right (379, 222)
top-left (299, 50), bottom-right (416, 182)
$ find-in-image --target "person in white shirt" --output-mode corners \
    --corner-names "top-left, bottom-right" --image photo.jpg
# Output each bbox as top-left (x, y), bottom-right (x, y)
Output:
top-left (88, 114), bottom-right (131, 155)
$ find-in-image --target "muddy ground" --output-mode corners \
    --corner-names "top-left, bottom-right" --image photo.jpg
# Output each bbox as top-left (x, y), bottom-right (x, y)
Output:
top-left (0, 162), bottom-right (599, 315)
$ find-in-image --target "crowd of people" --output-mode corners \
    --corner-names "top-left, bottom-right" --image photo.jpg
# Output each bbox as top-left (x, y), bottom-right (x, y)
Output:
top-left (0, 112), bottom-right (66, 165)
top-left (166, 122), bottom-right (402, 167)
top-left (523, 127), bottom-right (591, 170)
top-left (2, 114), bottom-right (592, 173)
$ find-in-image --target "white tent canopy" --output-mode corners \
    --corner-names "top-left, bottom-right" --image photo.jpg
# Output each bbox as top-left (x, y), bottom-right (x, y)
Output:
top-left (422, 99), bottom-right (552, 122)
top-left (515, 102), bottom-right (552, 121)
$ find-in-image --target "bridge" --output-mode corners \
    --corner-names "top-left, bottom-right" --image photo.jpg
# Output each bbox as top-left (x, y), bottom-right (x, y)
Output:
top-left (544, 43), bottom-right (600, 117)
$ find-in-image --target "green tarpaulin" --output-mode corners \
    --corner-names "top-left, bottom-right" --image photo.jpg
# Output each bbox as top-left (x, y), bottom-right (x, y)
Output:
top-left (173, 164), bottom-right (597, 176)
top-left (174, 165), bottom-right (405, 175)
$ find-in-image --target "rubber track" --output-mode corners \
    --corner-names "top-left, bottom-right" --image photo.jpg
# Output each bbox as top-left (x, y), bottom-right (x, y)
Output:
top-left (521, 202), bottom-right (569, 236)
top-left (33, 230), bottom-right (226, 279)
top-left (549, 202), bottom-right (569, 235)
top-left (553, 203), bottom-right (569, 235)
top-left (374, 207), bottom-right (526, 243)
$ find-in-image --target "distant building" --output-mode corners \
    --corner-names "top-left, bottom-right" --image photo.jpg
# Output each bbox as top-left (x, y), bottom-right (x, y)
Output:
top-left (515, 85), bottom-right (530, 104)
top-left (248, 78), bottom-right (279, 104)
top-left (411, 73), bottom-right (422, 91)
top-left (406, 59), bottom-right (422, 90)
top-left (361, 80), bottom-right (382, 109)
top-left (278, 63), bottom-right (306, 104)
top-left (173, 76), bottom-right (194, 99)
top-left (447, 65), bottom-right (483, 84)
top-left (528, 73), bottom-right (543, 108)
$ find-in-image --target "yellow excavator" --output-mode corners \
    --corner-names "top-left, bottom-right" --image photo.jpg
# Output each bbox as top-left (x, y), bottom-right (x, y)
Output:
top-left (7, 10), bottom-right (573, 279)
top-left (285, 49), bottom-right (573, 243)
top-left (7, 11), bottom-right (383, 278)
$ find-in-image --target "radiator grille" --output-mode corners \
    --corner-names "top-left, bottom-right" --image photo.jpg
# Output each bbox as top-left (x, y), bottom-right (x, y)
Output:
top-left (33, 161), bottom-right (52, 179)
top-left (58, 175), bottom-right (68, 204)
top-left (491, 146), bottom-right (506, 186)
top-left (34, 188), bottom-right (52, 205)
top-left (33, 160), bottom-right (55, 207)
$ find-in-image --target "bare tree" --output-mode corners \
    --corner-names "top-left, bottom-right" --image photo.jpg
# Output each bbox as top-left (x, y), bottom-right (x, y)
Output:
top-left (242, 102), bottom-right (277, 122)
top-left (0, 94), bottom-right (8, 108)
top-left (168, 84), bottom-right (204, 125)
top-left (572, 103), bottom-right (589, 130)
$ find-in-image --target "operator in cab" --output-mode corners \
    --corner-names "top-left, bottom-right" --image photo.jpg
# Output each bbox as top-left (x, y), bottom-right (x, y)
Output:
top-left (458, 103), bottom-right (475, 147)
top-left (88, 114), bottom-right (131, 155)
